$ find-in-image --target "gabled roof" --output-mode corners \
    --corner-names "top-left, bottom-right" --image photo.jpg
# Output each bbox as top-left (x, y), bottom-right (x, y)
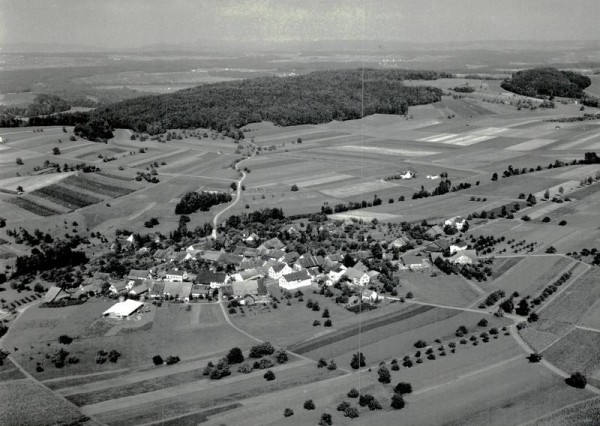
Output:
top-left (103, 300), bottom-right (144, 317)
top-left (44, 286), bottom-right (65, 303)
top-left (271, 263), bottom-right (288, 273)
top-left (232, 279), bottom-right (259, 296)
top-left (296, 255), bottom-right (323, 268)
top-left (281, 270), bottom-right (311, 282)
top-left (236, 268), bottom-right (262, 280)
top-left (196, 270), bottom-right (226, 284)
top-left (240, 258), bottom-right (265, 270)
top-left (163, 281), bottom-right (193, 297)
top-left (261, 237), bottom-right (285, 250)
top-left (200, 250), bottom-right (223, 262)
top-left (166, 269), bottom-right (185, 277)
top-left (325, 254), bottom-right (344, 262)
top-left (218, 253), bottom-right (244, 265)
top-left (128, 269), bottom-right (151, 279)
top-left (345, 267), bottom-right (367, 280)
top-left (283, 251), bottom-right (300, 263)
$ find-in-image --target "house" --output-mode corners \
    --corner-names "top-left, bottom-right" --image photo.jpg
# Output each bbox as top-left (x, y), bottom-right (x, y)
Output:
top-left (366, 270), bottom-right (380, 281)
top-left (425, 239), bottom-right (451, 252)
top-left (345, 268), bottom-right (370, 286)
top-left (200, 250), bottom-right (223, 262)
top-left (398, 170), bottom-right (415, 179)
top-left (127, 269), bottom-right (152, 281)
top-left (244, 232), bottom-right (259, 243)
top-left (240, 295), bottom-right (256, 306)
top-left (295, 255), bottom-right (323, 270)
top-left (325, 254), bottom-right (344, 263)
top-left (163, 281), bottom-right (193, 301)
top-left (196, 270), bottom-right (227, 288)
top-left (165, 269), bottom-right (187, 282)
top-left (283, 251), bottom-right (300, 264)
top-left (352, 261), bottom-right (369, 273)
top-left (217, 253), bottom-right (244, 267)
top-left (400, 255), bottom-right (430, 271)
top-left (279, 270), bottom-right (312, 290)
top-left (149, 282), bottom-right (165, 299)
top-left (445, 216), bottom-right (467, 231)
top-left (240, 258), bottom-right (265, 270)
top-left (267, 263), bottom-right (293, 279)
top-left (280, 224), bottom-right (301, 235)
top-left (327, 264), bottom-right (347, 284)
top-left (259, 237), bottom-right (285, 251)
top-left (262, 278), bottom-right (282, 299)
top-left (390, 236), bottom-right (412, 249)
top-left (261, 249), bottom-right (286, 261)
top-left (153, 249), bottom-right (170, 261)
top-left (450, 243), bottom-right (468, 255)
top-left (109, 279), bottom-right (128, 294)
top-left (103, 300), bottom-right (144, 319)
top-left (449, 250), bottom-right (478, 265)
top-left (424, 225), bottom-right (444, 240)
top-left (232, 279), bottom-right (259, 297)
top-left (191, 284), bottom-right (211, 298)
top-left (129, 279), bottom-right (150, 296)
top-left (362, 289), bottom-right (379, 302)
top-left (232, 268), bottom-right (262, 282)
top-left (43, 286), bottom-right (69, 303)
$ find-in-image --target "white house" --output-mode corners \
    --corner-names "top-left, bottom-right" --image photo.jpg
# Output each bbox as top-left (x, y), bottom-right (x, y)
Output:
top-left (449, 250), bottom-right (478, 265)
top-left (345, 267), bottom-right (370, 286)
top-left (327, 265), bottom-right (347, 284)
top-left (444, 216), bottom-right (467, 231)
top-left (450, 243), bottom-right (468, 255)
top-left (362, 289), bottom-right (379, 302)
top-left (165, 269), bottom-right (187, 282)
top-left (279, 270), bottom-right (312, 290)
top-left (398, 170), bottom-right (415, 179)
top-left (267, 263), bottom-right (293, 280)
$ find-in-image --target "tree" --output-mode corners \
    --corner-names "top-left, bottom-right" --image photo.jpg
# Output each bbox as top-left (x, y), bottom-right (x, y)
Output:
top-left (347, 387), bottom-right (359, 398)
top-left (391, 393), bottom-right (405, 409)
top-left (318, 358), bottom-right (328, 368)
top-left (477, 318), bottom-right (488, 327)
top-left (226, 347), bottom-right (244, 364)
top-left (491, 172), bottom-right (498, 181)
top-left (264, 370), bottom-right (276, 381)
top-left (350, 352), bottom-right (366, 369)
top-left (283, 408), bottom-right (294, 417)
top-left (378, 364), bottom-right (391, 383)
top-left (322, 308), bottom-right (330, 318)
top-left (275, 349), bottom-right (288, 364)
top-left (58, 335), bottom-right (73, 345)
top-left (52, 147), bottom-right (60, 155)
top-left (394, 382), bottom-right (413, 395)
top-left (319, 413), bottom-right (332, 426)
top-left (566, 372), bottom-right (587, 389)
top-left (230, 182), bottom-right (237, 191)
top-left (152, 355), bottom-right (164, 365)
top-left (344, 406), bottom-right (360, 418)
top-left (108, 350), bottom-right (121, 363)
top-left (304, 399), bottom-right (316, 410)
top-left (327, 360), bottom-right (337, 371)
top-left (291, 184), bottom-right (299, 192)
top-left (414, 339), bottom-right (427, 348)
top-left (15, 157), bottom-right (23, 165)
top-left (544, 189), bottom-right (550, 199)
top-left (527, 353), bottom-right (542, 363)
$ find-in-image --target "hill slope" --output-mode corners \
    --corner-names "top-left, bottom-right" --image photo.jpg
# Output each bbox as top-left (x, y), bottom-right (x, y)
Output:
top-left (90, 69), bottom-right (448, 134)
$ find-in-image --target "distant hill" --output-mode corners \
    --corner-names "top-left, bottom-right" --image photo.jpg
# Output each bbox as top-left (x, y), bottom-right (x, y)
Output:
top-left (501, 67), bottom-right (591, 99)
top-left (90, 69), bottom-right (449, 134)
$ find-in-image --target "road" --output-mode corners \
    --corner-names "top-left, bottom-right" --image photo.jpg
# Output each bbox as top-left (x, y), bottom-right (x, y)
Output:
top-left (211, 141), bottom-right (258, 239)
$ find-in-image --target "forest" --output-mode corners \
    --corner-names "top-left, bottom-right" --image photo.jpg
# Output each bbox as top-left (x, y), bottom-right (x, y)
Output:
top-left (500, 67), bottom-right (591, 99)
top-left (175, 191), bottom-right (233, 214)
top-left (86, 69), bottom-right (448, 134)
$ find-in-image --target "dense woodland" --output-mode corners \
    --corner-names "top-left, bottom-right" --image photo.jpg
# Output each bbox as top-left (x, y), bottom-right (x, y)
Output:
top-left (175, 191), bottom-right (233, 214)
top-left (501, 68), bottom-right (591, 99)
top-left (86, 69), bottom-right (448, 134)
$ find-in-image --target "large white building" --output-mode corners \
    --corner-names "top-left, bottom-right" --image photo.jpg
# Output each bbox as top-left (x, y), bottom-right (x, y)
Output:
top-left (103, 300), bottom-right (144, 319)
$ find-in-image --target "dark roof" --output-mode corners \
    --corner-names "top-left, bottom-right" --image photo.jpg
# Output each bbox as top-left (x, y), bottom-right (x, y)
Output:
top-left (282, 270), bottom-right (311, 282)
top-left (296, 255), bottom-right (323, 268)
top-left (218, 253), bottom-right (244, 265)
top-left (128, 269), bottom-right (151, 279)
top-left (196, 270), bottom-right (227, 284)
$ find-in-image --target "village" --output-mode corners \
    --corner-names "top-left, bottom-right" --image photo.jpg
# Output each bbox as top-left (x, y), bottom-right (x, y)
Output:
top-left (40, 212), bottom-right (480, 320)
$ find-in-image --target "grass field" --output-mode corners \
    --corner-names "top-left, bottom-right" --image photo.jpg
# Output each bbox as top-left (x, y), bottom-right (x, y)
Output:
top-left (543, 328), bottom-right (600, 380)
top-left (530, 395), bottom-right (600, 425)
top-left (397, 270), bottom-right (481, 307)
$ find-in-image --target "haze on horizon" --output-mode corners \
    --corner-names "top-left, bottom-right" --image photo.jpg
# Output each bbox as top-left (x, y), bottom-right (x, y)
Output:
top-left (0, 0), bottom-right (599, 51)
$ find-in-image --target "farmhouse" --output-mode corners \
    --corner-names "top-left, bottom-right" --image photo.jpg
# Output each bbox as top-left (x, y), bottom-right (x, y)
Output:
top-left (345, 268), bottom-right (370, 286)
top-left (362, 289), bottom-right (379, 302)
top-left (449, 250), bottom-right (478, 265)
top-left (165, 269), bottom-right (187, 282)
top-left (390, 236), bottom-right (412, 249)
top-left (425, 239), bottom-right (451, 252)
top-left (232, 279), bottom-right (259, 297)
top-left (109, 279), bottom-right (128, 294)
top-left (295, 255), bottom-right (323, 270)
top-left (199, 250), bottom-right (223, 262)
top-left (445, 216), bottom-right (468, 230)
top-left (149, 282), bottom-right (165, 299)
top-left (424, 225), bottom-right (444, 240)
top-left (43, 286), bottom-right (69, 304)
top-left (163, 281), bottom-right (193, 300)
top-left (267, 262), bottom-right (293, 279)
top-left (103, 299), bottom-right (144, 319)
top-left (400, 255), bottom-right (430, 271)
top-left (191, 284), bottom-right (211, 298)
top-left (127, 269), bottom-right (152, 281)
top-left (259, 237), bottom-right (285, 250)
top-left (196, 270), bottom-right (227, 288)
top-left (128, 280), bottom-right (150, 296)
top-left (327, 264), bottom-right (347, 284)
top-left (279, 270), bottom-right (312, 290)
top-left (232, 268), bottom-right (262, 282)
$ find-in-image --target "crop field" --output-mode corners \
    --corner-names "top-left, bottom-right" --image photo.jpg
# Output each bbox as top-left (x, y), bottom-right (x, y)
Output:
top-left (531, 395), bottom-right (600, 425)
top-left (0, 379), bottom-right (89, 426)
top-left (397, 270), bottom-right (481, 307)
top-left (6, 194), bottom-right (67, 216)
top-left (539, 269), bottom-right (600, 325)
top-left (520, 319), bottom-right (575, 353)
top-left (289, 306), bottom-right (511, 366)
top-left (543, 328), bottom-right (600, 380)
top-left (483, 256), bottom-right (574, 296)
top-left (31, 183), bottom-right (103, 210)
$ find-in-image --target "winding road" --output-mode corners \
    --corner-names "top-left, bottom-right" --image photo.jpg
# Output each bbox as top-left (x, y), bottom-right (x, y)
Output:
top-left (211, 141), bottom-right (258, 239)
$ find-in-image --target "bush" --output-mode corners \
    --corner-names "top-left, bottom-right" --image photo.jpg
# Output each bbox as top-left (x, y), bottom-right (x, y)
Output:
top-left (264, 370), bottom-right (276, 381)
top-left (324, 319), bottom-right (332, 327)
top-left (319, 413), bottom-right (333, 426)
top-left (253, 358), bottom-right (274, 369)
top-left (58, 335), bottom-right (73, 345)
top-left (477, 318), bottom-right (488, 327)
top-left (237, 363), bottom-right (253, 374)
top-left (344, 406), bottom-right (360, 418)
top-left (152, 355), bottom-right (164, 366)
top-left (414, 339), bottom-right (427, 348)
top-left (291, 184), bottom-right (299, 192)
top-left (226, 347), bottom-right (245, 364)
top-left (347, 387), bottom-right (359, 398)
top-left (318, 358), bottom-right (328, 368)
top-left (391, 393), bottom-right (405, 409)
top-left (283, 408), bottom-right (294, 417)
top-left (528, 353), bottom-right (542, 363)
top-left (350, 352), bottom-right (366, 369)
top-left (394, 382), bottom-right (413, 395)
top-left (275, 349), bottom-right (288, 364)
top-left (304, 399), bottom-right (316, 410)
top-left (165, 355), bottom-right (180, 365)
top-left (249, 342), bottom-right (275, 358)
top-left (378, 364), bottom-right (391, 383)
top-left (108, 350), bottom-right (121, 363)
top-left (359, 394), bottom-right (375, 407)
top-left (337, 401), bottom-right (350, 411)
top-left (327, 360), bottom-right (337, 371)
top-left (566, 372), bottom-right (587, 389)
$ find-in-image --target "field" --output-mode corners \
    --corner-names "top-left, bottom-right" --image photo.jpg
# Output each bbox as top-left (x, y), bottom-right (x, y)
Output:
top-left (543, 329), bottom-right (600, 382)
top-left (396, 270), bottom-right (481, 307)
top-left (530, 396), bottom-right (600, 425)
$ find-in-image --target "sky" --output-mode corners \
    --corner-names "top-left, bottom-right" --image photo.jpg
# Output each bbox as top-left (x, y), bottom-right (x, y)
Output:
top-left (0, 0), bottom-right (598, 49)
